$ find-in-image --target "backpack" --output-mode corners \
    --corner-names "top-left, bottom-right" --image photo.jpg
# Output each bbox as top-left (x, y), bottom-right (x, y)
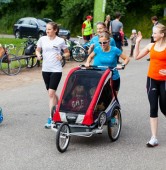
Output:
top-left (25, 44), bottom-right (35, 55)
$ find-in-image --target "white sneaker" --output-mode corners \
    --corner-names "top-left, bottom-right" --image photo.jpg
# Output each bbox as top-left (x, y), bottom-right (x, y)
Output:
top-left (146, 136), bottom-right (159, 147)
top-left (45, 118), bottom-right (52, 129)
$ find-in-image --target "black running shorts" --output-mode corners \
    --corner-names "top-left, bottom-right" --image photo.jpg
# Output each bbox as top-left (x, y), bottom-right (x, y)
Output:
top-left (42, 72), bottom-right (62, 91)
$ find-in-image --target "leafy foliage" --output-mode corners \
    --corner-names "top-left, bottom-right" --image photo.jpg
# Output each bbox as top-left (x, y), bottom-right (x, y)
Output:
top-left (60, 0), bottom-right (94, 34)
top-left (0, 0), bottom-right (165, 37)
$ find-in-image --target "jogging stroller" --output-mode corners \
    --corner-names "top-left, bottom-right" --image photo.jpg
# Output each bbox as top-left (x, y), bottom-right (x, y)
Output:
top-left (51, 65), bottom-right (122, 152)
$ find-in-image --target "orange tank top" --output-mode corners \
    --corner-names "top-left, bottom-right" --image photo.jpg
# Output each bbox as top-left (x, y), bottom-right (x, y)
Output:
top-left (148, 44), bottom-right (166, 80)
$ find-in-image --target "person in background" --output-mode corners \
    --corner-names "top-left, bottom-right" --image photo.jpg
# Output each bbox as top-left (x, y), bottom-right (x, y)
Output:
top-left (85, 31), bottom-right (130, 95)
top-left (129, 29), bottom-right (137, 57)
top-left (88, 22), bottom-right (116, 54)
top-left (104, 15), bottom-right (111, 31)
top-left (134, 23), bottom-right (166, 147)
top-left (82, 15), bottom-right (93, 43)
top-left (147, 16), bottom-right (159, 61)
top-left (109, 11), bottom-right (123, 50)
top-left (151, 16), bottom-right (159, 43)
top-left (36, 22), bottom-right (70, 129)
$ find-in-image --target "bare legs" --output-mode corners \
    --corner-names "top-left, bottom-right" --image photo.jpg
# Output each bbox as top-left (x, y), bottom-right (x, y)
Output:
top-left (150, 117), bottom-right (158, 138)
top-left (48, 89), bottom-right (58, 117)
top-left (146, 117), bottom-right (159, 147)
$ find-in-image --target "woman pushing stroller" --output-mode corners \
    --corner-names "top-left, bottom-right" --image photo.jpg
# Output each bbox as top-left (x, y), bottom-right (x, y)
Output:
top-left (85, 31), bottom-right (130, 94)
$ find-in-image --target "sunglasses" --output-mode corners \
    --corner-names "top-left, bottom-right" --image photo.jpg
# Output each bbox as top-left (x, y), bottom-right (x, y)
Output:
top-left (99, 41), bottom-right (109, 45)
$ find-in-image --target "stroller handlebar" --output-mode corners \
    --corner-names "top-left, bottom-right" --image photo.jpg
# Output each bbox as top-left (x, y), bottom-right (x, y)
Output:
top-left (79, 64), bottom-right (125, 70)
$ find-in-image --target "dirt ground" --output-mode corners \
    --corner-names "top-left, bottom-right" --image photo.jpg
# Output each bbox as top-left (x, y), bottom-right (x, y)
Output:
top-left (0, 67), bottom-right (42, 90)
top-left (0, 61), bottom-right (80, 91)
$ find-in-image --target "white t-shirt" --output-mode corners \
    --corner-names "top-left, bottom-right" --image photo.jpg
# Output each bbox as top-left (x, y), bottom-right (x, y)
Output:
top-left (37, 36), bottom-right (67, 72)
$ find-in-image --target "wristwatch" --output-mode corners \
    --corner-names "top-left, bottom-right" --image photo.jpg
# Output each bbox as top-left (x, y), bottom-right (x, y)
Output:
top-left (121, 63), bottom-right (126, 69)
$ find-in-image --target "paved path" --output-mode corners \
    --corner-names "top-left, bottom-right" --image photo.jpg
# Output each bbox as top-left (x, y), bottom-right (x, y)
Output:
top-left (1, 39), bottom-right (166, 170)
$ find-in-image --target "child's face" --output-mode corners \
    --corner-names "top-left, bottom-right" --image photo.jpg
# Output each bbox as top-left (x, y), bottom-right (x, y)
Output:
top-left (76, 85), bottom-right (84, 95)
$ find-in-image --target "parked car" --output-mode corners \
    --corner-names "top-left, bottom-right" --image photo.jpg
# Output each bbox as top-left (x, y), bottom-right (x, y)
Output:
top-left (13, 17), bottom-right (70, 39)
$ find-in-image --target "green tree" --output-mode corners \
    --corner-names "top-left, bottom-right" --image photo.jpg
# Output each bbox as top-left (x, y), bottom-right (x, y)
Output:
top-left (60, 0), bottom-right (94, 35)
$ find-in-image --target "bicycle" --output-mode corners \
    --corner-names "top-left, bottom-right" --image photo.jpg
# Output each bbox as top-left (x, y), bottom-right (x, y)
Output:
top-left (16, 36), bottom-right (39, 68)
top-left (62, 36), bottom-right (90, 62)
top-left (0, 44), bottom-right (21, 76)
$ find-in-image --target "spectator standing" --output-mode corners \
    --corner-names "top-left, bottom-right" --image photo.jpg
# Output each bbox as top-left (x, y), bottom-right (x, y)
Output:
top-left (104, 15), bottom-right (111, 31)
top-left (151, 16), bottom-right (159, 43)
top-left (109, 12), bottom-right (123, 50)
top-left (36, 22), bottom-right (70, 128)
top-left (129, 29), bottom-right (137, 57)
top-left (82, 15), bottom-right (93, 43)
top-left (134, 23), bottom-right (166, 147)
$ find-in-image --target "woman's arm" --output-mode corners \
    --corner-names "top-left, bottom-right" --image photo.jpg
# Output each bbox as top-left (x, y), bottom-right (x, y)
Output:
top-left (88, 44), bottom-right (94, 55)
top-left (63, 48), bottom-right (70, 58)
top-left (85, 52), bottom-right (95, 67)
top-left (120, 53), bottom-right (130, 66)
top-left (159, 69), bottom-right (166, 76)
top-left (35, 47), bottom-right (42, 60)
top-left (134, 31), bottom-right (150, 60)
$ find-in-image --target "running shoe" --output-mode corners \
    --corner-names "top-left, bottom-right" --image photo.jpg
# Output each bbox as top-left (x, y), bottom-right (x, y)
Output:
top-left (45, 118), bottom-right (52, 129)
top-left (146, 136), bottom-right (159, 147)
top-left (110, 117), bottom-right (118, 127)
top-left (0, 107), bottom-right (3, 124)
top-left (0, 114), bottom-right (3, 123)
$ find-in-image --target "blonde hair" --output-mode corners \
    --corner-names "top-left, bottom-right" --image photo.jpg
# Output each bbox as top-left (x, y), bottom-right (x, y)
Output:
top-left (155, 23), bottom-right (166, 41)
top-left (99, 31), bottom-right (110, 40)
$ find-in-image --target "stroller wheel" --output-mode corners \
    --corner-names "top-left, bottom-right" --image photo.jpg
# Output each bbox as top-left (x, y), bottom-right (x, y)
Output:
top-left (56, 122), bottom-right (70, 153)
top-left (98, 112), bottom-right (107, 129)
top-left (107, 107), bottom-right (122, 142)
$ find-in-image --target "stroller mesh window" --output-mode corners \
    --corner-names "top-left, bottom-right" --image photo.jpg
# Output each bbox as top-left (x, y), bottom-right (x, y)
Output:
top-left (93, 79), bottom-right (113, 119)
top-left (60, 70), bottom-right (102, 114)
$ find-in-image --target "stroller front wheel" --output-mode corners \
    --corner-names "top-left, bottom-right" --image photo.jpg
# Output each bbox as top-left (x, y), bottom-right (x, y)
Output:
top-left (98, 112), bottom-right (107, 129)
top-left (56, 122), bottom-right (70, 153)
top-left (107, 107), bottom-right (122, 142)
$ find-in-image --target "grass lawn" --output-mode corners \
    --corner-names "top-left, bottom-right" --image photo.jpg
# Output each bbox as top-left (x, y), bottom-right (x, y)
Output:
top-left (0, 38), bottom-right (28, 54)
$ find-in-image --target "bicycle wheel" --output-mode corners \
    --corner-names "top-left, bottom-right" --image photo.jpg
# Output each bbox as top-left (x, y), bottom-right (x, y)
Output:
top-left (27, 55), bottom-right (38, 68)
top-left (56, 122), bottom-right (70, 153)
top-left (16, 46), bottom-right (28, 67)
top-left (1, 54), bottom-right (21, 75)
top-left (107, 107), bottom-right (122, 142)
top-left (72, 46), bottom-right (86, 62)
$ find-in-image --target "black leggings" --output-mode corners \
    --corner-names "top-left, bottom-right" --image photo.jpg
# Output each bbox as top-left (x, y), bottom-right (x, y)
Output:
top-left (147, 77), bottom-right (166, 118)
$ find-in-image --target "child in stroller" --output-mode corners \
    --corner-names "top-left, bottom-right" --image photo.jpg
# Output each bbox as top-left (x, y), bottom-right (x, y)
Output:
top-left (63, 84), bottom-right (89, 112)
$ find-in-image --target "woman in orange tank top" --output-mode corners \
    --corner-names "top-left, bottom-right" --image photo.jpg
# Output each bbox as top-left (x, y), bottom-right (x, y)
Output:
top-left (134, 23), bottom-right (166, 147)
